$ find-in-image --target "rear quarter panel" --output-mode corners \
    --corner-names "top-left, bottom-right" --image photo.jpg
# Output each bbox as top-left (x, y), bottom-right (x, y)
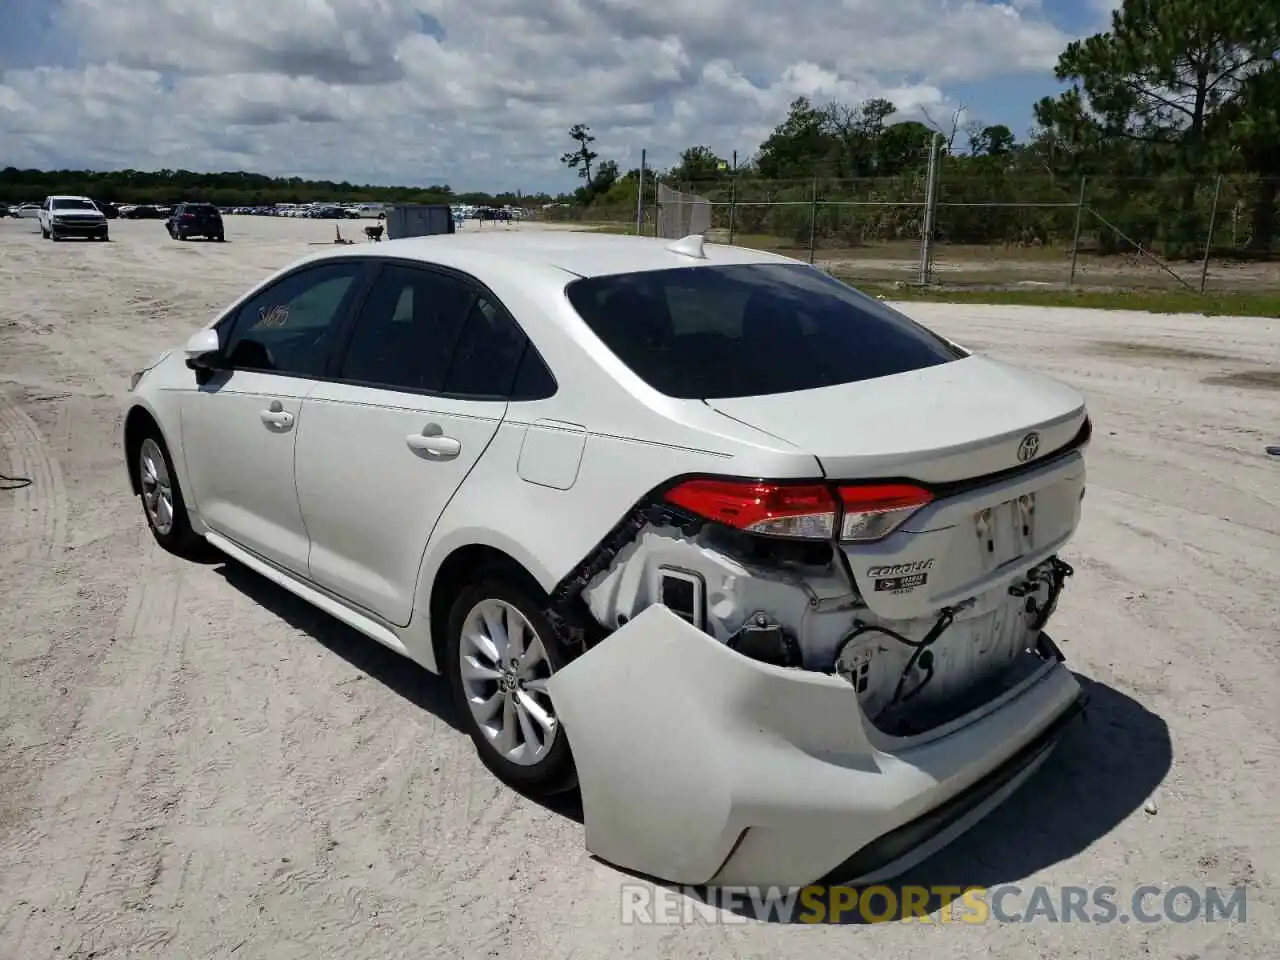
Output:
top-left (409, 263), bottom-right (831, 668)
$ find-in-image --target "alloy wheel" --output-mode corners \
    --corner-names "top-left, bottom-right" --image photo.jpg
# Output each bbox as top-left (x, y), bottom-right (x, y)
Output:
top-left (138, 438), bottom-right (175, 535)
top-left (458, 598), bottom-right (559, 766)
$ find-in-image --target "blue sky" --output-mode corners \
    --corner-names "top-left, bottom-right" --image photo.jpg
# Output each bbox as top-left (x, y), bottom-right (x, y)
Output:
top-left (0, 0), bottom-right (1118, 193)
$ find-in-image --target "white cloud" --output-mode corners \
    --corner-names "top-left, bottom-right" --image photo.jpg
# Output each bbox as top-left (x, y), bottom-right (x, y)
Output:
top-left (0, 0), bottom-right (1073, 191)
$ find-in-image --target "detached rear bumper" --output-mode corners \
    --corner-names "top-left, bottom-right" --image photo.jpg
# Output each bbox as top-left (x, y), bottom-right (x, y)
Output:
top-left (546, 605), bottom-right (1083, 888)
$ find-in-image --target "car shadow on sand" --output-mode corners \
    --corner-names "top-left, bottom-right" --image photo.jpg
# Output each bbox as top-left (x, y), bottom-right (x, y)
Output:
top-left (215, 558), bottom-right (461, 732)
top-left (212, 557), bottom-right (585, 822)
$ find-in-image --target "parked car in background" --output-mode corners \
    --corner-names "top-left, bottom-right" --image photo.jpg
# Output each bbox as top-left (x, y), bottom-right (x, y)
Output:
top-left (121, 204), bottom-right (169, 220)
top-left (95, 201), bottom-right (120, 219)
top-left (166, 202), bottom-right (225, 241)
top-left (122, 230), bottom-right (1092, 889)
top-left (12, 203), bottom-right (42, 219)
top-left (39, 195), bottom-right (109, 241)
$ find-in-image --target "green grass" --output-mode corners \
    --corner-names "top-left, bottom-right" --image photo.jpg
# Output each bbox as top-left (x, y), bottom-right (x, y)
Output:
top-left (849, 283), bottom-right (1280, 317)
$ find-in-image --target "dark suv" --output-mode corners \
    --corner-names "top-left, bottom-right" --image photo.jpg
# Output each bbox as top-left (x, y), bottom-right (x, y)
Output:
top-left (166, 202), bottom-right (224, 241)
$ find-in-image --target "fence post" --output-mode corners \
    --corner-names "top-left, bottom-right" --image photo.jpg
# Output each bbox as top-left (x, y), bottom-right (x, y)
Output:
top-left (1068, 175), bottom-right (1087, 287)
top-left (919, 133), bottom-right (941, 286)
top-left (728, 150), bottom-right (738, 246)
top-left (1199, 175), bottom-right (1223, 295)
top-left (634, 148), bottom-right (646, 236)
top-left (808, 176), bottom-right (818, 265)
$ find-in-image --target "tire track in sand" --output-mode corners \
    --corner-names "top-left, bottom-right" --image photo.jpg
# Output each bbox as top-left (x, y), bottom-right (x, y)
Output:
top-left (0, 541), bottom-right (189, 959)
top-left (0, 388), bottom-right (69, 562)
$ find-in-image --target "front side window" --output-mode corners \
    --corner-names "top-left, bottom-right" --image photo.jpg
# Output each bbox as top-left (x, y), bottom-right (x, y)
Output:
top-left (221, 261), bottom-right (365, 377)
top-left (565, 262), bottom-right (965, 400)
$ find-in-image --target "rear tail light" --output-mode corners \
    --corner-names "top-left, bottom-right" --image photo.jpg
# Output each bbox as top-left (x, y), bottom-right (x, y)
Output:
top-left (663, 478), bottom-right (934, 542)
top-left (837, 483), bottom-right (934, 542)
top-left (181, 214), bottom-right (195, 220)
top-left (664, 479), bottom-right (837, 539)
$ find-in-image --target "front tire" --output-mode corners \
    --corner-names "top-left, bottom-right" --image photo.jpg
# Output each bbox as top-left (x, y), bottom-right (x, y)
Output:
top-left (136, 432), bottom-right (203, 557)
top-left (446, 577), bottom-right (577, 797)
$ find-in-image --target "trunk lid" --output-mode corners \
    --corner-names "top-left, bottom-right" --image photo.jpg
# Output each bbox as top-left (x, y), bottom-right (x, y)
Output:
top-left (704, 354), bottom-right (1086, 485)
top-left (705, 354), bottom-right (1090, 620)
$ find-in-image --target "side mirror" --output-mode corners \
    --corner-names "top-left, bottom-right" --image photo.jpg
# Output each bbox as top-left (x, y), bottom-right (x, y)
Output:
top-left (183, 328), bottom-right (221, 370)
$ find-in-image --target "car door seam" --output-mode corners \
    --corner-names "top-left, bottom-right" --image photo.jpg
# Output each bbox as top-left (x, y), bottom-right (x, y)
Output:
top-left (293, 379), bottom-right (323, 571)
top-left (407, 406), bottom-right (510, 624)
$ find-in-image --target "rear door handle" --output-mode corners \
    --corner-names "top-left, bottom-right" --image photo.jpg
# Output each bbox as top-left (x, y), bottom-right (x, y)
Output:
top-left (406, 424), bottom-right (461, 460)
top-left (260, 401), bottom-right (294, 429)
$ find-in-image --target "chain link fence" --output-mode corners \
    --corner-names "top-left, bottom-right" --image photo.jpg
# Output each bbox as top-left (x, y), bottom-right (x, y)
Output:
top-left (568, 158), bottom-right (1280, 296)
top-left (654, 182), bottom-right (712, 239)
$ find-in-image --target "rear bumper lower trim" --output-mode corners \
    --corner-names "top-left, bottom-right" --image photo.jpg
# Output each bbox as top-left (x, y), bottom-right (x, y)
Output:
top-left (819, 690), bottom-right (1087, 884)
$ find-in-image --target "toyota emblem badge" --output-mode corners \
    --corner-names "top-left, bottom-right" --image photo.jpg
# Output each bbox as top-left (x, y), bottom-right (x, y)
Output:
top-left (1017, 432), bottom-right (1041, 463)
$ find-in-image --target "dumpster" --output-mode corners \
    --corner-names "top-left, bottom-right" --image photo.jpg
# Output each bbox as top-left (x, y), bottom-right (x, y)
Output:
top-left (384, 204), bottom-right (455, 239)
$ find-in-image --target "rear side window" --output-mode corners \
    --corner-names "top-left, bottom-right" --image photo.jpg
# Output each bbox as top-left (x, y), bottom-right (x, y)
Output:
top-left (338, 264), bottom-right (475, 391)
top-left (441, 296), bottom-right (530, 397)
top-left (564, 263), bottom-right (964, 399)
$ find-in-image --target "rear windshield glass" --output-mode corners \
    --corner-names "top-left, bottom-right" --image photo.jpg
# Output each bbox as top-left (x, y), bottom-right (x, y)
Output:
top-left (185, 204), bottom-right (217, 213)
top-left (564, 263), bottom-right (964, 399)
top-left (52, 198), bottom-right (96, 211)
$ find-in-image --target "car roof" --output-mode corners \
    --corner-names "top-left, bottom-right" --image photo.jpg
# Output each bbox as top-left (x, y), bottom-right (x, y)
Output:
top-left (48, 195), bottom-right (93, 201)
top-left (307, 229), bottom-right (798, 280)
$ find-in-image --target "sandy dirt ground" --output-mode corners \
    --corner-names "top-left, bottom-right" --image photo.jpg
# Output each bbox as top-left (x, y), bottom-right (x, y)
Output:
top-left (1, 213), bottom-right (1277, 959)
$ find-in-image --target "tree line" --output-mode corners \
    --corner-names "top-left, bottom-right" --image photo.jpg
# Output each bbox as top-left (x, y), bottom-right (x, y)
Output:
top-left (0, 167), bottom-right (559, 210)
top-left (559, 0), bottom-right (1280, 258)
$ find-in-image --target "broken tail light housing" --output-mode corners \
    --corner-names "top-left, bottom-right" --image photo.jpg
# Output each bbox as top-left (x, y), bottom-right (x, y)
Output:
top-left (663, 478), bottom-right (934, 542)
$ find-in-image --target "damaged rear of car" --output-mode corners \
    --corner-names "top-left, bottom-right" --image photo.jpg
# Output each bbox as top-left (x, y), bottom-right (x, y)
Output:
top-left (536, 258), bottom-right (1092, 887)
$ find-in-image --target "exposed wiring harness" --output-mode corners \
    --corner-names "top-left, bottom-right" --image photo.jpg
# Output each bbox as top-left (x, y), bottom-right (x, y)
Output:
top-left (1, 472), bottom-right (32, 491)
top-left (1023, 557), bottom-right (1074, 632)
top-left (837, 557), bottom-right (1076, 708)
top-left (839, 603), bottom-right (968, 707)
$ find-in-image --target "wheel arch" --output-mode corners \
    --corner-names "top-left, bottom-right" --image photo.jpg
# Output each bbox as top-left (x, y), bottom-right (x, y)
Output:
top-left (123, 400), bottom-right (186, 499)
top-left (123, 404), bottom-right (163, 495)
top-left (424, 541), bottom-right (551, 675)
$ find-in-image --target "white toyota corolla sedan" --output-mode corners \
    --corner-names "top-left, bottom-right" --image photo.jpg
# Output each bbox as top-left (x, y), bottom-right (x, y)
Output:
top-left (123, 230), bottom-right (1091, 887)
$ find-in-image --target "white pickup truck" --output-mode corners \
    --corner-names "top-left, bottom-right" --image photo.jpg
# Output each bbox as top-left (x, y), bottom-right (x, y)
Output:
top-left (39, 195), bottom-right (110, 241)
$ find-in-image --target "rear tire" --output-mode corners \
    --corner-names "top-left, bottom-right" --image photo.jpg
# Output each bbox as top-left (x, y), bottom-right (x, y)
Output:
top-left (135, 431), bottom-right (204, 558)
top-left (446, 576), bottom-right (577, 798)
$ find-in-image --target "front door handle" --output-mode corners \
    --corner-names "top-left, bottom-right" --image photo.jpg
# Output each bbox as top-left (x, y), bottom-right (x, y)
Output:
top-left (260, 400), bottom-right (294, 429)
top-left (406, 424), bottom-right (461, 459)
